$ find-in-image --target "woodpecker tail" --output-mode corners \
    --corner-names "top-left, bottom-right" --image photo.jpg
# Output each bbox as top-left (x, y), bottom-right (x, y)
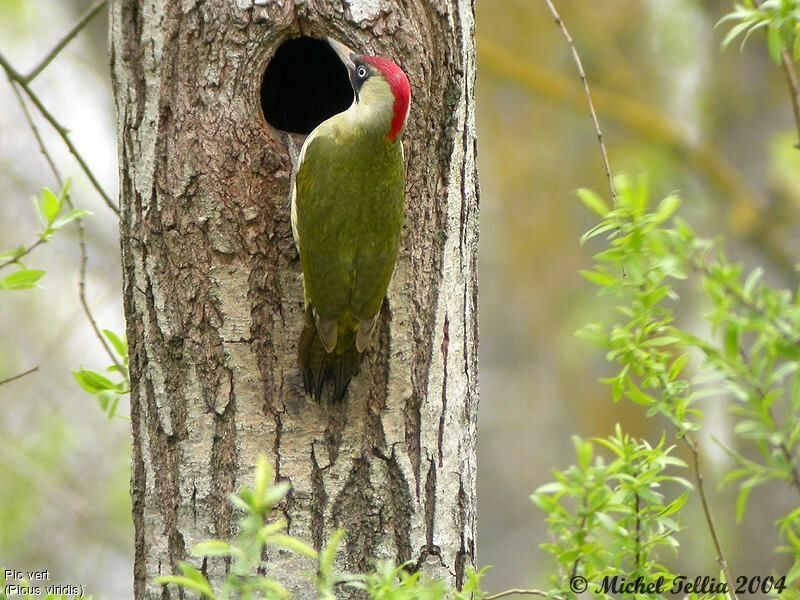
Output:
top-left (298, 307), bottom-right (363, 402)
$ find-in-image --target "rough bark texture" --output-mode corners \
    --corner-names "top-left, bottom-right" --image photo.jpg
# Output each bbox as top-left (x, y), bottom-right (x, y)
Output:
top-left (110, 0), bottom-right (478, 597)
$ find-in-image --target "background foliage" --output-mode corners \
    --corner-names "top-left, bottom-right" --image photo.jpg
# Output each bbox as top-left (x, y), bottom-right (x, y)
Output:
top-left (1, 0), bottom-right (799, 597)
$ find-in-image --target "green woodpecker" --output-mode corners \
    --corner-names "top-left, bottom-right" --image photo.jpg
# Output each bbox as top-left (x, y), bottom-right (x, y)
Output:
top-left (292, 38), bottom-right (411, 401)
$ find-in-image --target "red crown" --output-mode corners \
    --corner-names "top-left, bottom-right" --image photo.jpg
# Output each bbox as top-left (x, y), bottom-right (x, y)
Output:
top-left (363, 56), bottom-right (411, 142)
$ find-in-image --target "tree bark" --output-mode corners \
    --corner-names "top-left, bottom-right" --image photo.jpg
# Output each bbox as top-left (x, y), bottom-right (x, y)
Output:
top-left (110, 0), bottom-right (478, 597)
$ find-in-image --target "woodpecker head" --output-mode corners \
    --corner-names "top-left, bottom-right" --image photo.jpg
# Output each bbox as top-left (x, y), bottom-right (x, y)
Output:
top-left (327, 37), bottom-right (411, 143)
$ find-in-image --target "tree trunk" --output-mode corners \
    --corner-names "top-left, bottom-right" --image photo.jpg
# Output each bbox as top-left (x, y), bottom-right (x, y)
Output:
top-left (110, 1), bottom-right (478, 597)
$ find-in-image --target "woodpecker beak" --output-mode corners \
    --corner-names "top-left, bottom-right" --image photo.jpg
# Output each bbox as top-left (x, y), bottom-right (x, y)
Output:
top-left (327, 37), bottom-right (357, 72)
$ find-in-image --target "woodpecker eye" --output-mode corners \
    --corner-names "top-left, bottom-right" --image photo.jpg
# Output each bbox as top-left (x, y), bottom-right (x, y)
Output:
top-left (356, 65), bottom-right (368, 79)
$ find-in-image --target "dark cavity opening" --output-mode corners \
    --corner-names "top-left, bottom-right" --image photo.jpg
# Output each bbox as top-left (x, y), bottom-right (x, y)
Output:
top-left (261, 37), bottom-right (353, 134)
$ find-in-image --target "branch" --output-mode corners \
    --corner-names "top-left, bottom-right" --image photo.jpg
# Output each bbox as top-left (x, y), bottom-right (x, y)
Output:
top-left (750, 0), bottom-right (800, 149)
top-left (24, 0), bottom-right (107, 83)
top-left (0, 238), bottom-right (45, 272)
top-left (9, 74), bottom-right (128, 383)
top-left (542, 3), bottom-right (738, 595)
top-left (570, 509), bottom-right (587, 581)
top-left (9, 83), bottom-right (61, 179)
top-left (684, 434), bottom-right (739, 600)
top-left (485, 589), bottom-right (557, 600)
top-left (634, 489), bottom-right (641, 572)
top-left (778, 438), bottom-right (800, 496)
top-left (0, 58), bottom-right (119, 216)
top-left (542, 0), bottom-right (617, 207)
top-left (779, 48), bottom-right (800, 150)
top-left (0, 366), bottom-right (39, 387)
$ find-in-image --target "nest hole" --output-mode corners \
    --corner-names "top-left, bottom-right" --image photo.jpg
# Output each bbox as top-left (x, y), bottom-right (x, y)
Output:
top-left (261, 37), bottom-right (353, 134)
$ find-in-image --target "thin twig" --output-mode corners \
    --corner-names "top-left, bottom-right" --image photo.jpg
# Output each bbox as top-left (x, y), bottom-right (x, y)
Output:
top-left (634, 489), bottom-right (642, 572)
top-left (9, 83), bottom-right (61, 179)
top-left (778, 439), bottom-right (800, 495)
top-left (9, 76), bottom-right (128, 382)
top-left (485, 589), bottom-right (557, 600)
top-left (779, 49), bottom-right (800, 150)
top-left (542, 0), bottom-right (617, 208)
top-left (683, 434), bottom-right (739, 600)
top-left (0, 366), bottom-right (39, 387)
top-left (570, 501), bottom-right (587, 581)
top-left (0, 56), bottom-right (119, 215)
top-left (24, 0), bottom-right (107, 83)
top-left (76, 198), bottom-right (128, 382)
top-left (0, 238), bottom-right (45, 271)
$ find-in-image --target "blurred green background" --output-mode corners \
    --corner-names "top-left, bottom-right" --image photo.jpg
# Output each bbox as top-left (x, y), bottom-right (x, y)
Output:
top-left (1, 0), bottom-right (799, 596)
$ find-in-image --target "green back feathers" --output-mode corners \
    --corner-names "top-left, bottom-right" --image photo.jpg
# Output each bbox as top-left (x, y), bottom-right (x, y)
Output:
top-left (294, 114), bottom-right (405, 400)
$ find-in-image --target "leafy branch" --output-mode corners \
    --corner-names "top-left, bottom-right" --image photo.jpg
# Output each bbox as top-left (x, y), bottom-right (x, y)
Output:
top-left (578, 174), bottom-right (800, 590)
top-left (720, 0), bottom-right (800, 148)
top-left (0, 0), bottom-right (118, 215)
top-left (0, 182), bottom-right (88, 291)
top-left (1, 2), bottom-right (129, 389)
top-left (544, 2), bottom-right (741, 596)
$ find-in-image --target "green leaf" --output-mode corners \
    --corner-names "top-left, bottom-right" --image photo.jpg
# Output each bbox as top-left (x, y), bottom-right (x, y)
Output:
top-left (192, 540), bottom-right (239, 558)
top-left (577, 188), bottom-right (610, 217)
top-left (768, 21), bottom-right (785, 63)
top-left (31, 195), bottom-right (46, 228)
top-left (641, 335), bottom-right (679, 347)
top-left (534, 482), bottom-right (564, 495)
top-left (102, 329), bottom-right (128, 361)
top-left (735, 486), bottom-right (752, 522)
top-left (668, 353), bottom-right (690, 380)
top-left (51, 209), bottom-right (91, 230)
top-left (178, 563), bottom-right (215, 594)
top-left (263, 481), bottom-right (291, 508)
top-left (659, 492), bottom-right (689, 517)
top-left (41, 188), bottom-right (61, 224)
top-left (0, 269), bottom-right (45, 290)
top-left (266, 534), bottom-right (318, 560)
top-left (794, 27), bottom-right (800, 60)
top-left (0, 245), bottom-right (26, 263)
top-left (627, 382), bottom-right (656, 406)
top-left (654, 194), bottom-right (681, 223)
top-left (253, 454), bottom-right (273, 503)
top-left (228, 493), bottom-right (251, 513)
top-left (595, 511), bottom-right (624, 534)
top-left (96, 389), bottom-right (116, 412)
top-left (107, 394), bottom-right (120, 419)
top-left (722, 19), bottom-right (755, 49)
top-left (580, 270), bottom-right (617, 287)
top-left (73, 368), bottom-right (119, 394)
top-left (154, 574), bottom-right (216, 599)
top-left (573, 436), bottom-right (593, 470)
top-left (786, 558), bottom-right (800, 586)
top-left (320, 529), bottom-right (344, 572)
top-left (723, 325), bottom-right (740, 360)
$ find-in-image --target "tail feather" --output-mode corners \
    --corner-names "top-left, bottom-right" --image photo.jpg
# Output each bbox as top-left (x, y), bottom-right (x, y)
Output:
top-left (298, 307), bottom-right (363, 402)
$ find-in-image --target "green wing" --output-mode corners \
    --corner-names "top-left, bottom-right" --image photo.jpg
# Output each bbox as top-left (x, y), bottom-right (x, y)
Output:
top-left (294, 123), bottom-right (405, 354)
